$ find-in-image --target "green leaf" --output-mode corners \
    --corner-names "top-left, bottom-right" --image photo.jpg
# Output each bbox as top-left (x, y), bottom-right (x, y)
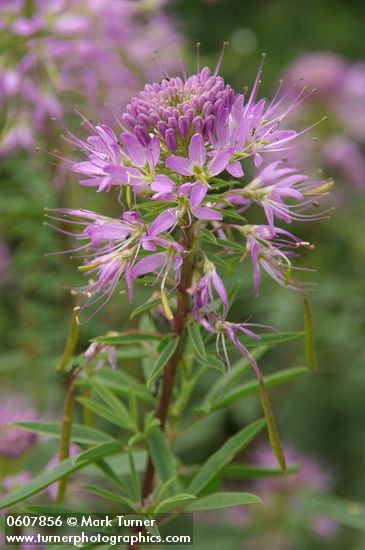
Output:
top-left (130, 297), bottom-right (161, 320)
top-left (116, 348), bottom-right (151, 359)
top-left (197, 354), bottom-right (225, 372)
top-left (82, 486), bottom-right (136, 510)
top-left (185, 492), bottom-right (261, 511)
top-left (209, 367), bottom-right (308, 412)
top-left (93, 331), bottom-right (165, 346)
top-left (215, 238), bottom-right (244, 252)
top-left (187, 323), bottom-right (207, 361)
top-left (76, 397), bottom-right (133, 431)
top-left (188, 419), bottom-right (266, 495)
top-left (154, 477), bottom-right (178, 504)
top-left (222, 463), bottom-right (300, 479)
top-left (90, 382), bottom-right (134, 430)
top-left (221, 208), bottom-right (248, 222)
top-left (0, 442), bottom-right (120, 510)
top-left (259, 378), bottom-right (286, 472)
top-left (205, 251), bottom-right (231, 270)
top-left (205, 348), bottom-right (268, 403)
top-left (136, 201), bottom-right (175, 214)
top-left (155, 494), bottom-right (196, 513)
top-left (94, 459), bottom-right (130, 494)
top-left (128, 447), bottom-right (141, 500)
top-left (16, 421), bottom-right (114, 445)
top-left (303, 295), bottom-right (318, 369)
top-left (147, 337), bottom-right (179, 388)
top-left (303, 494), bottom-right (365, 531)
top-left (207, 331), bottom-right (304, 353)
top-left (128, 386), bottom-right (139, 429)
top-left (25, 505), bottom-right (81, 515)
top-left (74, 441), bottom-right (121, 465)
top-left (147, 426), bottom-right (179, 495)
top-left (200, 228), bottom-right (218, 245)
top-left (79, 368), bottom-right (155, 404)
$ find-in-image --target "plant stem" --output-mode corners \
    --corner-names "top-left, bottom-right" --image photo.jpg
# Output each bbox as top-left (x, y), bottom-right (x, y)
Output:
top-left (141, 226), bottom-right (195, 501)
top-left (56, 342), bottom-right (105, 502)
top-left (56, 370), bottom-right (77, 503)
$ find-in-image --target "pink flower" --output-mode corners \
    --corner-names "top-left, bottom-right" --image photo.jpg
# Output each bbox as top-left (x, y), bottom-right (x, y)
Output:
top-left (242, 224), bottom-right (311, 296)
top-left (226, 161), bottom-right (329, 229)
top-left (68, 124), bottom-right (123, 192)
top-left (191, 258), bottom-right (229, 318)
top-left (194, 311), bottom-right (263, 377)
top-left (46, 207), bottom-right (185, 311)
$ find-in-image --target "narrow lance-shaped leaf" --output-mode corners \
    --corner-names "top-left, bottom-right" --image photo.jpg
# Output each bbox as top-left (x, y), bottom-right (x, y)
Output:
top-left (93, 331), bottom-right (165, 346)
top-left (15, 421), bottom-right (114, 445)
top-left (90, 381), bottom-right (134, 430)
top-left (25, 504), bottom-right (81, 515)
top-left (188, 419), bottom-right (266, 495)
top-left (187, 322), bottom-right (207, 361)
top-left (222, 463), bottom-right (300, 480)
top-left (128, 447), bottom-right (141, 500)
top-left (147, 337), bottom-right (179, 388)
top-left (94, 458), bottom-right (131, 494)
top-left (259, 379), bottom-right (286, 473)
top-left (130, 297), bottom-right (161, 320)
top-left (147, 425), bottom-right (179, 495)
top-left (80, 368), bottom-right (155, 404)
top-left (81, 485), bottom-right (136, 510)
top-left (303, 294), bottom-right (318, 369)
top-left (0, 441), bottom-right (120, 510)
top-left (207, 366), bottom-right (308, 412)
top-left (76, 397), bottom-right (133, 431)
top-left (154, 477), bottom-right (179, 504)
top-left (74, 441), bottom-right (121, 465)
top-left (196, 354), bottom-right (225, 373)
top-left (207, 331), bottom-right (304, 352)
top-left (185, 492), bottom-right (261, 511)
top-left (155, 494), bottom-right (196, 514)
top-left (204, 347), bottom-right (269, 404)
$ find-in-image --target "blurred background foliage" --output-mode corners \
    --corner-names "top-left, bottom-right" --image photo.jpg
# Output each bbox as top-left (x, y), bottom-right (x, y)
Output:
top-left (1, 0), bottom-right (365, 548)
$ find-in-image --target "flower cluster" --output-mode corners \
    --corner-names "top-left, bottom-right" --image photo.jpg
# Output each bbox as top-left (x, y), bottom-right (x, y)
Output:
top-left (283, 51), bottom-right (365, 191)
top-left (48, 55), bottom-right (330, 377)
top-left (0, 0), bottom-right (183, 154)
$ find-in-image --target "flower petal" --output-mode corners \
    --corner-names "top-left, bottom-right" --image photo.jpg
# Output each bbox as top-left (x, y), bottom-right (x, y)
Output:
top-left (226, 160), bottom-right (244, 178)
top-left (151, 176), bottom-right (175, 193)
top-left (189, 133), bottom-right (206, 166)
top-left (207, 148), bottom-right (233, 176)
top-left (190, 180), bottom-right (207, 208)
top-left (148, 209), bottom-right (177, 236)
top-left (191, 206), bottom-right (223, 220)
top-left (166, 155), bottom-right (193, 176)
top-left (146, 135), bottom-right (161, 168)
top-left (212, 272), bottom-right (229, 317)
top-left (122, 133), bottom-right (146, 166)
top-left (130, 253), bottom-right (166, 279)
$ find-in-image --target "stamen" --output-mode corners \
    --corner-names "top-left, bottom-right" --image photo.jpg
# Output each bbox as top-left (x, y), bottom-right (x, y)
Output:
top-left (196, 42), bottom-right (201, 73)
top-left (178, 58), bottom-right (187, 81)
top-left (214, 41), bottom-right (229, 77)
top-left (153, 50), bottom-right (169, 79)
